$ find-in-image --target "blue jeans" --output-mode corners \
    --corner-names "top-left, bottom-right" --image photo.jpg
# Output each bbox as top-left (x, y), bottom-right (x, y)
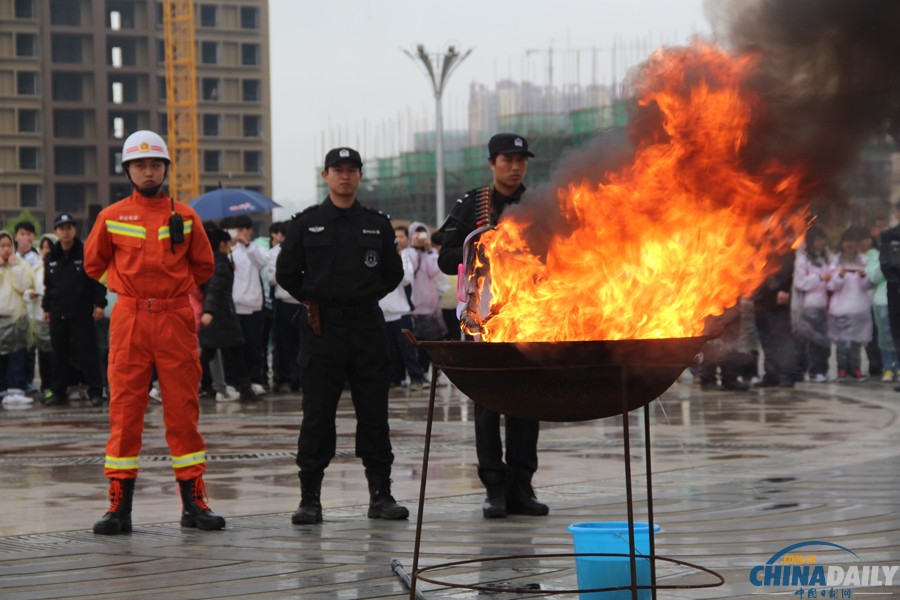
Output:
top-left (238, 310), bottom-right (265, 385)
top-left (0, 349), bottom-right (28, 391)
top-left (835, 341), bottom-right (861, 373)
top-left (385, 315), bottom-right (424, 383)
top-left (272, 299), bottom-right (301, 387)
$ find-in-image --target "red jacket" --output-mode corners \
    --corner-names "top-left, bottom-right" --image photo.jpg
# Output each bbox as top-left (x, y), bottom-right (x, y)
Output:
top-left (84, 191), bottom-right (214, 297)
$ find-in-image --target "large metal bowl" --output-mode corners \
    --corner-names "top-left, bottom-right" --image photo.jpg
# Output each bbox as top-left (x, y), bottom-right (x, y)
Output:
top-left (406, 333), bottom-right (705, 422)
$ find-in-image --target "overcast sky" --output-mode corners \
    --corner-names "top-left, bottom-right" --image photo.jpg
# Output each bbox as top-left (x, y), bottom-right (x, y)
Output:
top-left (268, 0), bottom-right (712, 218)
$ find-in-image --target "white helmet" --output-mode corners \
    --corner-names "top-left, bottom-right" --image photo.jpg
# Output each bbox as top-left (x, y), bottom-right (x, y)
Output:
top-left (121, 130), bottom-right (170, 165)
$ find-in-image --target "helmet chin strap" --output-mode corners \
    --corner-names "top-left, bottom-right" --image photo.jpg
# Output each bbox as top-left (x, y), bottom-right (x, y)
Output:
top-left (136, 184), bottom-right (163, 197)
top-left (124, 163), bottom-right (170, 198)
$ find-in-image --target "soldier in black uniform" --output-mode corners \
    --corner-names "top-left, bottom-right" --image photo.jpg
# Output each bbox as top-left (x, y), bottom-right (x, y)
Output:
top-left (437, 133), bottom-right (549, 519)
top-left (42, 213), bottom-right (107, 407)
top-left (276, 147), bottom-right (408, 524)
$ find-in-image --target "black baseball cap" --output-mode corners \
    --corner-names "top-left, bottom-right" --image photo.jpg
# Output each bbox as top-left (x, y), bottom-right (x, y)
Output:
top-left (53, 213), bottom-right (77, 229)
top-left (324, 147), bottom-right (363, 170)
top-left (488, 133), bottom-right (534, 160)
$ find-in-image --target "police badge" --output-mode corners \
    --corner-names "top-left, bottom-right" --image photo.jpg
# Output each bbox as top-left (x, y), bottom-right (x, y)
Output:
top-left (363, 250), bottom-right (379, 268)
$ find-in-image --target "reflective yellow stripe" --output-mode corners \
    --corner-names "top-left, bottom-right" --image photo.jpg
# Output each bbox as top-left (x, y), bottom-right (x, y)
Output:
top-left (106, 220), bottom-right (147, 239)
top-left (105, 455), bottom-right (140, 470)
top-left (99, 271), bottom-right (108, 286)
top-left (171, 450), bottom-right (206, 469)
top-left (158, 219), bottom-right (192, 240)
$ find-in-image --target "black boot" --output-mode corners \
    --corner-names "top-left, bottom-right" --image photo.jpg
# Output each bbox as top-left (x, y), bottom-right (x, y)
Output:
top-left (366, 474), bottom-right (409, 520)
top-left (507, 471), bottom-right (549, 516)
top-left (93, 478), bottom-right (135, 535)
top-left (291, 472), bottom-right (323, 524)
top-left (178, 477), bottom-right (226, 530)
top-left (480, 471), bottom-right (507, 519)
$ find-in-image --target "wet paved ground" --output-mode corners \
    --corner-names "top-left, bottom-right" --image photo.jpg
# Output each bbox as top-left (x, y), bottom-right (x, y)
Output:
top-left (1, 374), bottom-right (898, 599)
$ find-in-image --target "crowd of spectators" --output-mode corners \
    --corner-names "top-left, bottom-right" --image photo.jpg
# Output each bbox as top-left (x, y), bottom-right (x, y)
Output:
top-left (700, 210), bottom-right (900, 390)
top-left (0, 213), bottom-right (455, 407)
top-left (7, 205), bottom-right (900, 406)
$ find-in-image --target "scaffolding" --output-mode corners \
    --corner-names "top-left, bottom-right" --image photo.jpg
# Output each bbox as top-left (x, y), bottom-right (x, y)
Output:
top-left (323, 99), bottom-right (633, 225)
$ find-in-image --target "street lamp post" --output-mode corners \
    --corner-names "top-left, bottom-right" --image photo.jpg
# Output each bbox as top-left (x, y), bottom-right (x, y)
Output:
top-left (403, 44), bottom-right (473, 226)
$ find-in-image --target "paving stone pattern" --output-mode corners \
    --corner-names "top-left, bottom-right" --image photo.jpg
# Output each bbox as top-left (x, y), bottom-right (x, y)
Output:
top-left (1, 378), bottom-right (898, 599)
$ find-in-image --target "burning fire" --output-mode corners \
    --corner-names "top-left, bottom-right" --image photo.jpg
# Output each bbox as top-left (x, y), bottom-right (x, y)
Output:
top-left (478, 42), bottom-right (809, 343)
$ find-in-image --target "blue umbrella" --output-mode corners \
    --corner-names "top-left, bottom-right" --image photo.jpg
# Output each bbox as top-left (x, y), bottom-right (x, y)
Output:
top-left (187, 188), bottom-right (280, 220)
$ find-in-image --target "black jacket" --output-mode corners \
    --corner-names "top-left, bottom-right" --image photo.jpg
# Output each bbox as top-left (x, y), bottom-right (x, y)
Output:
top-left (198, 252), bottom-right (244, 350)
top-left (880, 225), bottom-right (900, 286)
top-left (437, 184), bottom-right (525, 275)
top-left (276, 197), bottom-right (403, 306)
top-left (751, 251), bottom-right (795, 312)
top-left (42, 238), bottom-right (107, 318)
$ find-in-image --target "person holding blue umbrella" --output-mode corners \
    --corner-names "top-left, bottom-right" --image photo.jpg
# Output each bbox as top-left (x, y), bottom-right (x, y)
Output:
top-left (189, 188), bottom-right (280, 221)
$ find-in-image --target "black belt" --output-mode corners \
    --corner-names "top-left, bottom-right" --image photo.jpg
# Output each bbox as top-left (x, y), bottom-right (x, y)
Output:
top-left (320, 303), bottom-right (377, 319)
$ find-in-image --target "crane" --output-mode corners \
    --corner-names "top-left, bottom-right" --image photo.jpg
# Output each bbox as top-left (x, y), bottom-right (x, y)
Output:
top-left (526, 44), bottom-right (554, 89)
top-left (161, 0), bottom-right (200, 202)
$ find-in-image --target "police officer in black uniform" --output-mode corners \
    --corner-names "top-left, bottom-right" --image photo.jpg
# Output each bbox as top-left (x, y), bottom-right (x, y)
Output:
top-left (42, 213), bottom-right (107, 406)
top-left (437, 133), bottom-right (549, 519)
top-left (276, 147), bottom-right (408, 524)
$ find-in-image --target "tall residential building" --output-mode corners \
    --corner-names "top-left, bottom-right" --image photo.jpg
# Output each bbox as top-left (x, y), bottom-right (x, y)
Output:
top-left (0, 0), bottom-right (271, 231)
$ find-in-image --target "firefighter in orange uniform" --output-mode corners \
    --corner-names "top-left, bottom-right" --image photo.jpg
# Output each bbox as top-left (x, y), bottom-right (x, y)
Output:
top-left (84, 130), bottom-right (224, 535)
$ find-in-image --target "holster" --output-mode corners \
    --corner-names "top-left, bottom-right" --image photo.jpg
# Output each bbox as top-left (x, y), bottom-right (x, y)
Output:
top-left (302, 301), bottom-right (322, 336)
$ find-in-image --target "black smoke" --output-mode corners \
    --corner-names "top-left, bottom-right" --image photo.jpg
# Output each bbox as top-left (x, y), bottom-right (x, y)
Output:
top-left (497, 0), bottom-right (900, 255)
top-left (705, 0), bottom-right (900, 197)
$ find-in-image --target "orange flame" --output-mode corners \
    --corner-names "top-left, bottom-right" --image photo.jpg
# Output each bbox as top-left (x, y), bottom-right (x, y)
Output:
top-left (479, 43), bottom-right (809, 342)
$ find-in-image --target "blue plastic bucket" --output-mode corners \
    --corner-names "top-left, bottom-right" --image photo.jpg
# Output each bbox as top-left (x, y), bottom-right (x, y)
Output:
top-left (567, 521), bottom-right (661, 600)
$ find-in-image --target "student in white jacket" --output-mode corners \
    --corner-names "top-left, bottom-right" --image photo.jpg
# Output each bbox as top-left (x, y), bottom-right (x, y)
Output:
top-left (225, 215), bottom-right (269, 394)
top-left (405, 221), bottom-right (448, 375)
top-left (379, 226), bottom-right (426, 388)
top-left (827, 226), bottom-right (874, 381)
top-left (265, 221), bottom-right (302, 393)
top-left (0, 231), bottom-right (34, 404)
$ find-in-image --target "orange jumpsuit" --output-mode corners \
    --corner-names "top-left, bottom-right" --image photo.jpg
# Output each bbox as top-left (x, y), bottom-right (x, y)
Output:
top-left (84, 191), bottom-right (214, 481)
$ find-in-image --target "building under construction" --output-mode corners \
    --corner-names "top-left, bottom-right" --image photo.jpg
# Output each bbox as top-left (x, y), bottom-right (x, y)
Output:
top-left (0, 0), bottom-right (272, 232)
top-left (317, 80), bottom-right (633, 227)
top-left (320, 77), bottom-right (898, 228)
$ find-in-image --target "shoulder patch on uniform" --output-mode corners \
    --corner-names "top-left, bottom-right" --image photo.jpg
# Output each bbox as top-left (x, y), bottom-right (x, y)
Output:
top-left (362, 205), bottom-right (391, 221)
top-left (292, 205), bottom-right (319, 220)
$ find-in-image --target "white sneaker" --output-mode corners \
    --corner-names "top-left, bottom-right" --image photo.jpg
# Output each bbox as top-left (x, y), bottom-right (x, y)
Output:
top-left (216, 388), bottom-right (239, 402)
top-left (434, 372), bottom-right (450, 386)
top-left (149, 385), bottom-right (162, 402)
top-left (250, 383), bottom-right (266, 395)
top-left (812, 374), bottom-right (827, 383)
top-left (2, 393), bottom-right (34, 405)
